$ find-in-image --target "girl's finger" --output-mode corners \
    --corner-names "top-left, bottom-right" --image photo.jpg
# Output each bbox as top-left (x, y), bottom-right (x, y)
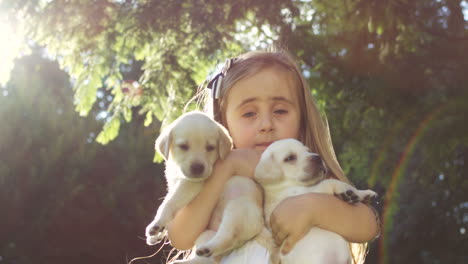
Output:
top-left (281, 238), bottom-right (292, 255)
top-left (272, 228), bottom-right (287, 245)
top-left (280, 228), bottom-right (308, 255)
top-left (270, 213), bottom-right (289, 244)
top-left (270, 213), bottom-right (284, 233)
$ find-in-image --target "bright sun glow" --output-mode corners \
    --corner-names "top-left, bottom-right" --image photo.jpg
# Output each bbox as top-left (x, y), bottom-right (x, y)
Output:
top-left (463, 1), bottom-right (468, 21)
top-left (0, 15), bottom-right (28, 86)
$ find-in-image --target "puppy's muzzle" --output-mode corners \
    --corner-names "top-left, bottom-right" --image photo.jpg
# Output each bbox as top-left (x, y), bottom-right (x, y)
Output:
top-left (309, 155), bottom-right (326, 172)
top-left (190, 162), bottom-right (205, 177)
top-left (301, 154), bottom-right (327, 184)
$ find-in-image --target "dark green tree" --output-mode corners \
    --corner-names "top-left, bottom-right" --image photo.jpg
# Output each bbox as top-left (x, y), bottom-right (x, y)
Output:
top-left (0, 49), bottom-right (168, 263)
top-left (1, 1), bottom-right (467, 263)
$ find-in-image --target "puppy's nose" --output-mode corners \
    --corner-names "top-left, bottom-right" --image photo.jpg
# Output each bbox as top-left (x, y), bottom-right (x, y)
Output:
top-left (309, 155), bottom-right (325, 170)
top-left (309, 154), bottom-right (322, 163)
top-left (190, 163), bottom-right (205, 175)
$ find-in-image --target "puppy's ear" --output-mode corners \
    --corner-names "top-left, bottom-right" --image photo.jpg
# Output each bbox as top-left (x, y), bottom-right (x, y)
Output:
top-left (216, 123), bottom-right (233, 160)
top-left (254, 152), bottom-right (282, 184)
top-left (155, 126), bottom-right (172, 160)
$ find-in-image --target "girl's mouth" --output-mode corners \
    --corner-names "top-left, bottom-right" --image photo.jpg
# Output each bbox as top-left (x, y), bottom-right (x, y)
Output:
top-left (256, 142), bottom-right (273, 147)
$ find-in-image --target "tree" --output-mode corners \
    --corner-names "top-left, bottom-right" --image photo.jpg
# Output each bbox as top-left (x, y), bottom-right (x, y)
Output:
top-left (0, 49), bottom-right (169, 263)
top-left (1, 1), bottom-right (467, 263)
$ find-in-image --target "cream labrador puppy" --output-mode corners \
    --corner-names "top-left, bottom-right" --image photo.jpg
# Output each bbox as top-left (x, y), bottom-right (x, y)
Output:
top-left (255, 138), bottom-right (377, 264)
top-left (145, 111), bottom-right (264, 264)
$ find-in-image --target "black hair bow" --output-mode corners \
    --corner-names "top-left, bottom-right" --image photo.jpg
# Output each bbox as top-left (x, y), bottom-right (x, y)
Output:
top-left (205, 58), bottom-right (237, 99)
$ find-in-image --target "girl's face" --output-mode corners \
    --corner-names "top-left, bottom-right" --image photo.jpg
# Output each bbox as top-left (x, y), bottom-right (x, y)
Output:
top-left (224, 67), bottom-right (301, 154)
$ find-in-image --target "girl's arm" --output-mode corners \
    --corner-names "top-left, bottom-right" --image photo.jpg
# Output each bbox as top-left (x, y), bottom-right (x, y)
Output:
top-left (167, 158), bottom-right (232, 250)
top-left (270, 193), bottom-right (379, 254)
top-left (167, 149), bottom-right (259, 250)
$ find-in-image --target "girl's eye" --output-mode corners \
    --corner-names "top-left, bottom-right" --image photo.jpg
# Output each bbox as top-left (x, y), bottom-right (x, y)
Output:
top-left (242, 112), bottom-right (256, 118)
top-left (284, 154), bottom-right (297, 162)
top-left (179, 144), bottom-right (189, 151)
top-left (206, 145), bottom-right (215, 152)
top-left (274, 109), bottom-right (288, 115)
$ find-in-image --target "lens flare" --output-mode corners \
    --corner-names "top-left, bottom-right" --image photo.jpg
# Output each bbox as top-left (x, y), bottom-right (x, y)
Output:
top-left (0, 14), bottom-right (28, 85)
top-left (370, 105), bottom-right (447, 264)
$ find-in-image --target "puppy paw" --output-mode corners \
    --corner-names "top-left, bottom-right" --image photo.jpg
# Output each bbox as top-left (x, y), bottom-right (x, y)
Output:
top-left (196, 247), bottom-right (212, 257)
top-left (146, 223), bottom-right (165, 236)
top-left (146, 233), bottom-right (166, 245)
top-left (145, 220), bottom-right (166, 245)
top-left (361, 191), bottom-right (378, 204)
top-left (336, 189), bottom-right (377, 204)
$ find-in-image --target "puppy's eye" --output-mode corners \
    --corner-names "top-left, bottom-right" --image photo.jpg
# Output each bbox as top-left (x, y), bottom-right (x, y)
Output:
top-left (206, 145), bottom-right (215, 152)
top-left (179, 144), bottom-right (189, 151)
top-left (284, 154), bottom-right (296, 162)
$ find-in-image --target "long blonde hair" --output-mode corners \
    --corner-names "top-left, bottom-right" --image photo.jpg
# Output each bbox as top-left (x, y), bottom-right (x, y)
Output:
top-left (198, 49), bottom-right (348, 182)
top-left (192, 48), bottom-right (368, 263)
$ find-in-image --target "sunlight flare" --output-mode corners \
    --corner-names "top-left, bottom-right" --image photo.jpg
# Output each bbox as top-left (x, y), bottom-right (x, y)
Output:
top-left (0, 15), bottom-right (28, 85)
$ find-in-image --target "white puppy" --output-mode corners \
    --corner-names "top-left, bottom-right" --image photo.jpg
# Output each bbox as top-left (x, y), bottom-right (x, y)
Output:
top-left (255, 139), bottom-right (377, 264)
top-left (145, 111), bottom-right (264, 264)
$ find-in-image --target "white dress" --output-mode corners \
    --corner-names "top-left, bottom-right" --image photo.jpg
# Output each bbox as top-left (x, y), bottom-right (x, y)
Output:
top-left (220, 239), bottom-right (270, 264)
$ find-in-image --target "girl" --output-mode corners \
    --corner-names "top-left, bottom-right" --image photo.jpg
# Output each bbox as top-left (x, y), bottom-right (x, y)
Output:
top-left (167, 49), bottom-right (380, 263)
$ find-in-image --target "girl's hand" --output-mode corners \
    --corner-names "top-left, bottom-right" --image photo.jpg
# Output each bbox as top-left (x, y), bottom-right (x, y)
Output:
top-left (270, 194), bottom-right (315, 255)
top-left (270, 192), bottom-right (380, 254)
top-left (224, 148), bottom-right (260, 178)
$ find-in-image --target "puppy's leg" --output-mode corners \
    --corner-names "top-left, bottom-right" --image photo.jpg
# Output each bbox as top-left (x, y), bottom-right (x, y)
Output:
top-left (173, 231), bottom-right (218, 264)
top-left (196, 197), bottom-right (263, 258)
top-left (316, 179), bottom-right (377, 204)
top-left (255, 227), bottom-right (280, 264)
top-left (146, 181), bottom-right (203, 245)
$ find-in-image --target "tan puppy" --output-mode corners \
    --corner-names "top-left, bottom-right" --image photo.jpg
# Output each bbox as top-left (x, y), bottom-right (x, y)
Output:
top-left (145, 111), bottom-right (264, 264)
top-left (255, 139), bottom-right (377, 264)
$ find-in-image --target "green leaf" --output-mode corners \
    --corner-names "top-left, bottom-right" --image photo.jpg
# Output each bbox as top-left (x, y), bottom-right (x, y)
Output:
top-left (96, 116), bottom-right (121, 145)
top-left (376, 25), bottom-right (384, 35)
top-left (123, 106), bottom-right (132, 122)
top-left (144, 111), bottom-right (153, 127)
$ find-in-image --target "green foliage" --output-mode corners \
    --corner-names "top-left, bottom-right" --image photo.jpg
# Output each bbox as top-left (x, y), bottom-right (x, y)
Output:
top-left (2, 0), bottom-right (297, 137)
top-left (96, 113), bottom-right (121, 144)
top-left (0, 51), bottom-right (166, 263)
top-left (1, 0), bottom-right (467, 263)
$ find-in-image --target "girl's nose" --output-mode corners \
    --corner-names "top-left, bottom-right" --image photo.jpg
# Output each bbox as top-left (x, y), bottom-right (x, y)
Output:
top-left (259, 115), bottom-right (274, 132)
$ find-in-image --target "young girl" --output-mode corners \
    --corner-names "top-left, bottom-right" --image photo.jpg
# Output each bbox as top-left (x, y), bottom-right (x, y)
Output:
top-left (166, 49), bottom-right (380, 263)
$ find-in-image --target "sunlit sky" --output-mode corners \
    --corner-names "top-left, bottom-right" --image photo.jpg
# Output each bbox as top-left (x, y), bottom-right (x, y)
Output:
top-left (463, 1), bottom-right (468, 19)
top-left (0, 15), bottom-right (28, 86)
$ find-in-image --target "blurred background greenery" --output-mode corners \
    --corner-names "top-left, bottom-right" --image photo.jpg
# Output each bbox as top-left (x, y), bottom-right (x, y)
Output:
top-left (0, 0), bottom-right (467, 263)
